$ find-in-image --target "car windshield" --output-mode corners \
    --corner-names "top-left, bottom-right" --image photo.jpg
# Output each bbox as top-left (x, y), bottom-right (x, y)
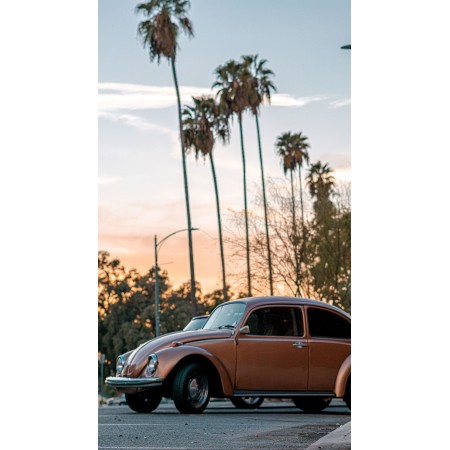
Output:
top-left (203, 302), bottom-right (246, 330)
top-left (183, 317), bottom-right (208, 331)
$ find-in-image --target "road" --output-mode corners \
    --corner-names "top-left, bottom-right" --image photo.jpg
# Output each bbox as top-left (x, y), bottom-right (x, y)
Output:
top-left (98, 399), bottom-right (350, 449)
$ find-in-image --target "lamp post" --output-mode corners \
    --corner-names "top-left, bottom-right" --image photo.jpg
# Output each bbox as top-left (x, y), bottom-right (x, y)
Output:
top-left (154, 228), bottom-right (199, 336)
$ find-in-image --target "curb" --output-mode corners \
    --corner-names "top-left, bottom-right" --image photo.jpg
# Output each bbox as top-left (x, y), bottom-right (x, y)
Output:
top-left (306, 421), bottom-right (351, 450)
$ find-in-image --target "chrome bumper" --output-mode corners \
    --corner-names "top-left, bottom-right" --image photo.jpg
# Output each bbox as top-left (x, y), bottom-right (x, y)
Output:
top-left (105, 376), bottom-right (163, 388)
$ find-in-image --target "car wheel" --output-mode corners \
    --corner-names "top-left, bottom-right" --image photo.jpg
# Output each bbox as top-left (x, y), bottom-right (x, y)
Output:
top-left (344, 378), bottom-right (351, 410)
top-left (292, 397), bottom-right (331, 413)
top-left (230, 397), bottom-right (264, 409)
top-left (173, 362), bottom-right (210, 414)
top-left (125, 391), bottom-right (162, 413)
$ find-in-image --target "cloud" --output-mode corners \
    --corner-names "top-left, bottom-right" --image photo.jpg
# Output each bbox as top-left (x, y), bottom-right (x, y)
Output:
top-left (98, 176), bottom-right (121, 185)
top-left (329, 98), bottom-right (351, 109)
top-left (99, 82), bottom-right (213, 112)
top-left (99, 110), bottom-right (176, 135)
top-left (98, 82), bottom-right (329, 112)
top-left (99, 110), bottom-right (180, 153)
top-left (269, 94), bottom-right (330, 107)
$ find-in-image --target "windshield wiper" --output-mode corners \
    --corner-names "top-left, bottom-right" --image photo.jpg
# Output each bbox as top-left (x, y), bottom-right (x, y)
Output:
top-left (218, 324), bottom-right (235, 329)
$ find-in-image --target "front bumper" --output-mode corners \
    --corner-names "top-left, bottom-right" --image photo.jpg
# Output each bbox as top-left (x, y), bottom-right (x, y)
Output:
top-left (105, 376), bottom-right (163, 389)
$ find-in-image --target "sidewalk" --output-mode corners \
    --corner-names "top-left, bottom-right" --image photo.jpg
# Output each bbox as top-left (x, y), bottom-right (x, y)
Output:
top-left (306, 421), bottom-right (351, 450)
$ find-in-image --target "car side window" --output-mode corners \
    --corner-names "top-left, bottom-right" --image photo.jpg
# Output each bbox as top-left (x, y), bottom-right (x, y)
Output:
top-left (245, 307), bottom-right (303, 337)
top-left (307, 307), bottom-right (350, 339)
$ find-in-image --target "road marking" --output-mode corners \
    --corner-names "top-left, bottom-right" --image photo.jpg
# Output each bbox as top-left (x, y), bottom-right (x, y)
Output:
top-left (98, 447), bottom-right (189, 449)
top-left (98, 419), bottom-right (272, 427)
top-left (99, 424), bottom-right (164, 426)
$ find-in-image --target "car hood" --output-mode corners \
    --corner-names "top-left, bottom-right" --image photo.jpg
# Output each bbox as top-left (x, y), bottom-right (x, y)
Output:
top-left (122, 329), bottom-right (232, 377)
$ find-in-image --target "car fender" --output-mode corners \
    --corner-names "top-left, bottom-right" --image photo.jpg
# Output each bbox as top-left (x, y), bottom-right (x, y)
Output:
top-left (155, 345), bottom-right (234, 396)
top-left (334, 354), bottom-right (351, 397)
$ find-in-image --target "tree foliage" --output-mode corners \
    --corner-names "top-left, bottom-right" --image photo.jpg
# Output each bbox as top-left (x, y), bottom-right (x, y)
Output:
top-left (98, 252), bottom-right (230, 378)
top-left (136, 0), bottom-right (193, 63)
top-left (98, 257), bottom-right (169, 375)
top-left (225, 174), bottom-right (351, 313)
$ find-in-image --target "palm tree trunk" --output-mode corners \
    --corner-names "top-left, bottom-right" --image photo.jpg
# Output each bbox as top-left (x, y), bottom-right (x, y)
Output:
top-left (298, 163), bottom-right (306, 296)
top-left (290, 170), bottom-right (300, 296)
top-left (298, 164), bottom-right (305, 227)
top-left (334, 215), bottom-right (341, 295)
top-left (298, 165), bottom-right (312, 298)
top-left (171, 55), bottom-right (197, 315)
top-left (209, 152), bottom-right (228, 301)
top-left (255, 114), bottom-right (273, 295)
top-left (238, 112), bottom-right (251, 296)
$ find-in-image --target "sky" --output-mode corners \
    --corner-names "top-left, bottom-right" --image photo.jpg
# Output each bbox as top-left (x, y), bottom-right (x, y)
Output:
top-left (98, 0), bottom-right (351, 293)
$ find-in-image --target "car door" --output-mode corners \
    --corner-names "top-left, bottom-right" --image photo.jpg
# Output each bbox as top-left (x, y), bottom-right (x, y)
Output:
top-left (235, 306), bottom-right (309, 391)
top-left (306, 306), bottom-right (351, 391)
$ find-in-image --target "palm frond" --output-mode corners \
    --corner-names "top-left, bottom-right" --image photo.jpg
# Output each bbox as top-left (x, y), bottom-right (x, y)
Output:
top-left (136, 0), bottom-right (194, 62)
top-left (179, 16), bottom-right (194, 37)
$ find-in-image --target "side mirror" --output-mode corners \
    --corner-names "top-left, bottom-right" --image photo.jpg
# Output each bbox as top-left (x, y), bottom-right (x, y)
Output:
top-left (239, 325), bottom-right (250, 335)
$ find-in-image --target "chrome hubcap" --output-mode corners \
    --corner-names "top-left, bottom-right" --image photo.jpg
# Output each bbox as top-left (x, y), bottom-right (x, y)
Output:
top-left (242, 397), bottom-right (261, 405)
top-left (187, 374), bottom-right (208, 406)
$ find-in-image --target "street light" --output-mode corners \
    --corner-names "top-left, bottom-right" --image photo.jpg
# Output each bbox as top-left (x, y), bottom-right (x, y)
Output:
top-left (154, 228), bottom-right (199, 336)
top-left (341, 44), bottom-right (351, 50)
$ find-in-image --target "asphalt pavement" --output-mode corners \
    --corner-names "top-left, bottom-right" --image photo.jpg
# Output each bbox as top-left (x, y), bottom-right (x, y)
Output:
top-left (98, 399), bottom-right (350, 449)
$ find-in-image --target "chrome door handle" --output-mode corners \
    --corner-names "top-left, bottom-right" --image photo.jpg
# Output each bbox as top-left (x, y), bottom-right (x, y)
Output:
top-left (293, 342), bottom-right (308, 348)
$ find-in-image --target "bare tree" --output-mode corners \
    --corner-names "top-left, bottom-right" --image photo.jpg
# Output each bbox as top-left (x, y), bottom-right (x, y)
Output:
top-left (224, 177), bottom-right (351, 312)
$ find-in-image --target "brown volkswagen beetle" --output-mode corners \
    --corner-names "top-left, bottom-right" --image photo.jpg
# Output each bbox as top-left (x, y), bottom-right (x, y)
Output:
top-left (182, 314), bottom-right (264, 409)
top-left (106, 296), bottom-right (351, 414)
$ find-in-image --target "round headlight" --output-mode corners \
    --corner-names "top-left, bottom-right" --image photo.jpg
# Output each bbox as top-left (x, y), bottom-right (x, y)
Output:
top-left (116, 355), bottom-right (126, 375)
top-left (147, 354), bottom-right (158, 375)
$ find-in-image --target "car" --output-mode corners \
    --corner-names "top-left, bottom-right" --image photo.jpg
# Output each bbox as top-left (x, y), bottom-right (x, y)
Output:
top-left (106, 296), bottom-right (351, 414)
top-left (183, 315), bottom-right (209, 331)
top-left (182, 314), bottom-right (264, 409)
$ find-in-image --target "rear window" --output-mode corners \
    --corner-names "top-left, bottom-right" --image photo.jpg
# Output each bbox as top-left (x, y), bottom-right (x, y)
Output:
top-left (307, 307), bottom-right (350, 339)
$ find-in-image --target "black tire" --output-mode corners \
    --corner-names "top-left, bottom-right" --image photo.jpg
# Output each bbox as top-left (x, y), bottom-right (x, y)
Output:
top-left (292, 397), bottom-right (331, 413)
top-left (344, 378), bottom-right (351, 410)
top-left (125, 391), bottom-right (162, 413)
top-left (173, 362), bottom-right (210, 414)
top-left (230, 397), bottom-right (264, 409)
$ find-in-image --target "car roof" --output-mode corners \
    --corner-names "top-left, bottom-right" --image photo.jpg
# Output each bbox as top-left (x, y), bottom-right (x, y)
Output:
top-left (224, 296), bottom-right (350, 319)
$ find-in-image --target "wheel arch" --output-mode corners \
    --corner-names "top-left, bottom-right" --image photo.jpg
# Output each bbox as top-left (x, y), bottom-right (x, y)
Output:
top-left (334, 354), bottom-right (351, 397)
top-left (157, 346), bottom-right (234, 397)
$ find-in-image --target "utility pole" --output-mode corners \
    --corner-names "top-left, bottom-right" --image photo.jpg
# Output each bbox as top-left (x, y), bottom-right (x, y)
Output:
top-left (154, 235), bottom-right (160, 337)
top-left (154, 228), bottom-right (199, 336)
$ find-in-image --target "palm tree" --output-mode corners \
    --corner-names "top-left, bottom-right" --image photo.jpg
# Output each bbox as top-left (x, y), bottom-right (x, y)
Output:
top-left (213, 60), bottom-right (253, 296)
top-left (135, 0), bottom-right (198, 313)
top-left (242, 55), bottom-right (276, 295)
top-left (276, 132), bottom-right (301, 296)
top-left (306, 161), bottom-right (338, 301)
top-left (306, 161), bottom-right (336, 220)
top-left (182, 96), bottom-right (230, 301)
top-left (292, 132), bottom-right (310, 226)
